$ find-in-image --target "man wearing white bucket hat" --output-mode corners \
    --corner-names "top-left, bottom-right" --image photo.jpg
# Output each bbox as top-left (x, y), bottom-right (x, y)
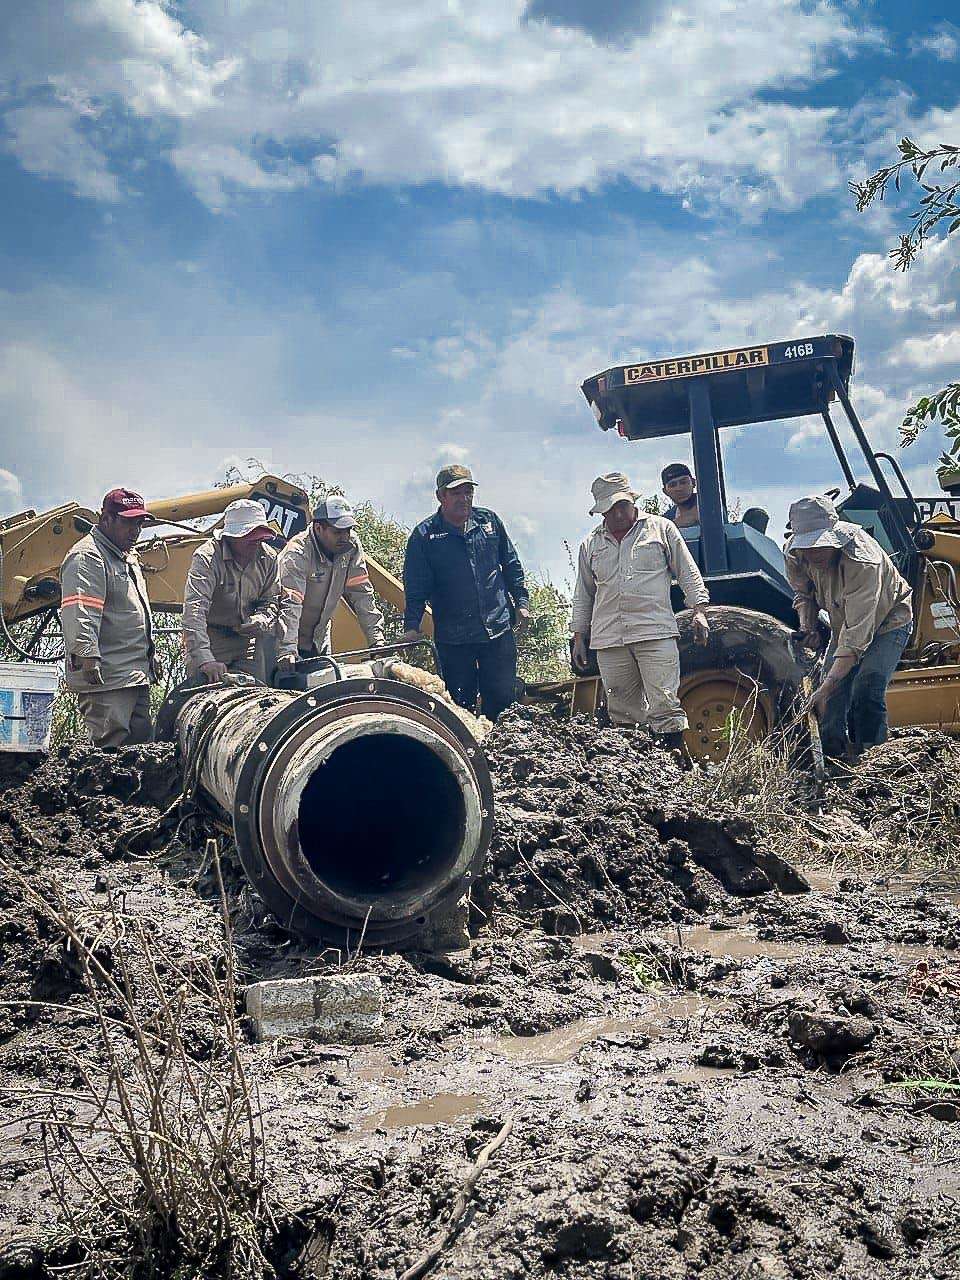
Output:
top-left (785, 494), bottom-right (913, 760)
top-left (60, 487), bottom-right (157, 748)
top-left (182, 499), bottom-right (282, 683)
top-left (276, 494), bottom-right (385, 672)
top-left (571, 472), bottom-right (710, 751)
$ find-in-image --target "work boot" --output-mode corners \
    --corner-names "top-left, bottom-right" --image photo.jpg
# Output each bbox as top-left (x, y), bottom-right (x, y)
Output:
top-left (658, 731), bottom-right (692, 769)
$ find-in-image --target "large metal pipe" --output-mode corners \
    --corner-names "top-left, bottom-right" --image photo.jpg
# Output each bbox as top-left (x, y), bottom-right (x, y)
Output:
top-left (175, 677), bottom-right (494, 946)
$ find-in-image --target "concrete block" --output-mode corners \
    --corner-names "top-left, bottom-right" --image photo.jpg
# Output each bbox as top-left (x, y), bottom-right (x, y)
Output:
top-left (245, 972), bottom-right (384, 1043)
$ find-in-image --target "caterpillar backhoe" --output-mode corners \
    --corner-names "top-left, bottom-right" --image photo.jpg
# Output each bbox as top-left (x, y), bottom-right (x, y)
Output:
top-left (0, 475), bottom-right (424, 658)
top-left (581, 334), bottom-right (960, 760)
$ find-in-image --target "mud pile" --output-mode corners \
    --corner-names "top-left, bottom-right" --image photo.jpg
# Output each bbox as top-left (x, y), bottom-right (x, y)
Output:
top-left (1, 726), bottom-right (960, 1279)
top-left (476, 705), bottom-right (804, 935)
top-left (813, 729), bottom-right (960, 864)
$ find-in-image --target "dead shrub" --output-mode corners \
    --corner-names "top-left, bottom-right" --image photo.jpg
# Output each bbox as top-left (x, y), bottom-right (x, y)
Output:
top-left (3, 842), bottom-right (280, 1279)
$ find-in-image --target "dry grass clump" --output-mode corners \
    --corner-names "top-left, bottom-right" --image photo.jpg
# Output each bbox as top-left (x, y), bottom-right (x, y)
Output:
top-left (693, 709), bottom-right (960, 876)
top-left (3, 843), bottom-right (280, 1280)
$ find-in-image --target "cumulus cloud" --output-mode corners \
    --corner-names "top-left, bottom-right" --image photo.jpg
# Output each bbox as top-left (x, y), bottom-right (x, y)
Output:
top-left (2, 103), bottom-right (122, 201)
top-left (0, 469), bottom-right (22, 502)
top-left (0, 0), bottom-right (883, 211)
top-left (908, 25), bottom-right (959, 62)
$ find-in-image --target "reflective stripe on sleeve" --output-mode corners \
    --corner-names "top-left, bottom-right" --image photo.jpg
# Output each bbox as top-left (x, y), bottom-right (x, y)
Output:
top-left (284, 587), bottom-right (305, 602)
top-left (60, 594), bottom-right (105, 609)
top-left (346, 574), bottom-right (370, 588)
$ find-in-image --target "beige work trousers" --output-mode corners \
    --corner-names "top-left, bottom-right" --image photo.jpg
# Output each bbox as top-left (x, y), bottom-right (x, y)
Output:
top-left (595, 638), bottom-right (687, 734)
top-left (77, 686), bottom-right (153, 749)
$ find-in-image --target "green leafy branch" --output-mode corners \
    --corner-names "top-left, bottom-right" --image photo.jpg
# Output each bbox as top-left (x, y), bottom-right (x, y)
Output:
top-left (852, 138), bottom-right (960, 464)
top-left (850, 136), bottom-right (960, 271)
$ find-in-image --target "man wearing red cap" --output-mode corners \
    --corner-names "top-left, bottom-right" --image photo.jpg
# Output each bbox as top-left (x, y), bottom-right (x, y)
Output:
top-left (60, 488), bottom-right (157, 748)
top-left (182, 499), bottom-right (281, 683)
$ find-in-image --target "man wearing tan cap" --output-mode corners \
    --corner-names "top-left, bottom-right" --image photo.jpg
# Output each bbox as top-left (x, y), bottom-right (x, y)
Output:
top-left (60, 488), bottom-right (157, 748)
top-left (182, 499), bottom-right (281, 683)
top-left (785, 494), bottom-right (912, 760)
top-left (571, 472), bottom-right (710, 750)
top-left (402, 465), bottom-right (529, 721)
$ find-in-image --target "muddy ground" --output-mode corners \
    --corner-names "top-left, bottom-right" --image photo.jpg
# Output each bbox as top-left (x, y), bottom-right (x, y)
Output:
top-left (1, 707), bottom-right (960, 1278)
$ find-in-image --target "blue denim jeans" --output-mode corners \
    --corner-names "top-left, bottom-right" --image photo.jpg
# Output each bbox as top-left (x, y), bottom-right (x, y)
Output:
top-left (820, 623), bottom-right (911, 759)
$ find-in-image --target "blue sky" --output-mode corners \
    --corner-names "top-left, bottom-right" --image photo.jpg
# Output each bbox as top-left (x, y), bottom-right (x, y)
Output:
top-left (1, 0), bottom-right (958, 584)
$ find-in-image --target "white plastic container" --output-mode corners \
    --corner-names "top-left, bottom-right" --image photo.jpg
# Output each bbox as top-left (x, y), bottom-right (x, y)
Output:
top-left (0, 660), bottom-right (60, 752)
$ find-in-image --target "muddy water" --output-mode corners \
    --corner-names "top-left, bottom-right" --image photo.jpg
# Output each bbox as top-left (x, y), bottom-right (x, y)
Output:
top-left (361, 1093), bottom-right (485, 1132)
top-left (674, 925), bottom-right (807, 961)
top-left (482, 994), bottom-right (730, 1066)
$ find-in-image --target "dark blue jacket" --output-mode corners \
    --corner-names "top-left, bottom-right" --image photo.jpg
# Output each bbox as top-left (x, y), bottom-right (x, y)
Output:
top-left (403, 506), bottom-right (529, 645)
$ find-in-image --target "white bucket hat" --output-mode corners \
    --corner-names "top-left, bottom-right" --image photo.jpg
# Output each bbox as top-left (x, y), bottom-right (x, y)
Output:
top-left (786, 495), bottom-right (851, 551)
top-left (589, 472), bottom-right (639, 516)
top-left (220, 499), bottom-right (277, 539)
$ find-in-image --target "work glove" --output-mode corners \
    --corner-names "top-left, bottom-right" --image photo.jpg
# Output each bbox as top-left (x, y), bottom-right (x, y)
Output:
top-left (237, 613), bottom-right (273, 637)
top-left (200, 660), bottom-right (229, 684)
top-left (76, 656), bottom-right (104, 686)
top-left (800, 628), bottom-right (825, 654)
top-left (571, 633), bottom-right (590, 671)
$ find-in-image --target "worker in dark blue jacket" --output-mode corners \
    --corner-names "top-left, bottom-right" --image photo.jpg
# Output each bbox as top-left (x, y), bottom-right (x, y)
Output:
top-left (402, 464), bottom-right (530, 721)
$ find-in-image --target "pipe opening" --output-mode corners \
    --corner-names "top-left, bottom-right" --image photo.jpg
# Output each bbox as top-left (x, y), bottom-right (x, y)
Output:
top-left (297, 733), bottom-right (466, 897)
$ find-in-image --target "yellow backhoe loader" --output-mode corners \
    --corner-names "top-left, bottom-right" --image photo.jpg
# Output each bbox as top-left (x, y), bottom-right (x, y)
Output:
top-left (582, 334), bottom-right (960, 759)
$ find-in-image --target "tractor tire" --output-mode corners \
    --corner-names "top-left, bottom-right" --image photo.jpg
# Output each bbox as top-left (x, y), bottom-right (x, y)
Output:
top-left (677, 606), bottom-right (804, 763)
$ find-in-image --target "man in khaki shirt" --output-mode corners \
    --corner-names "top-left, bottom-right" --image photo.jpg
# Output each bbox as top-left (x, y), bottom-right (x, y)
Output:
top-left (182, 499), bottom-right (280, 683)
top-left (571, 472), bottom-right (710, 749)
top-left (276, 495), bottom-right (385, 673)
top-left (60, 487), bottom-right (156, 748)
top-left (785, 494), bottom-right (913, 760)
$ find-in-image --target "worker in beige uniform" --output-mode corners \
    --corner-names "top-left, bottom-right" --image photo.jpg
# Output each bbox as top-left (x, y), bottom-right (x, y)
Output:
top-left (60, 487), bottom-right (157, 748)
top-left (571, 472), bottom-right (711, 751)
top-left (182, 499), bottom-right (281, 684)
top-left (785, 495), bottom-right (913, 761)
top-left (276, 495), bottom-right (385, 675)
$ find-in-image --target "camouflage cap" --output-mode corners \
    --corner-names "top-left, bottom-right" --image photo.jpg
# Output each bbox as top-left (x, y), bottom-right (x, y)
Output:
top-left (436, 464), bottom-right (476, 491)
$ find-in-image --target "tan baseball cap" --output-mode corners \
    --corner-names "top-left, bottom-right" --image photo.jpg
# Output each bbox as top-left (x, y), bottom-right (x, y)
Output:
top-left (436, 464), bottom-right (475, 490)
top-left (589, 472), bottom-right (638, 515)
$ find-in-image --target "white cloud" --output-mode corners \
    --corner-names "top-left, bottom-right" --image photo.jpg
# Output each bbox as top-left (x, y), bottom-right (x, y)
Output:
top-left (909, 25), bottom-right (959, 62)
top-left (895, 328), bottom-right (960, 371)
top-left (2, 103), bottom-right (121, 201)
top-left (0, 0), bottom-right (883, 210)
top-left (0, 468), bottom-right (22, 502)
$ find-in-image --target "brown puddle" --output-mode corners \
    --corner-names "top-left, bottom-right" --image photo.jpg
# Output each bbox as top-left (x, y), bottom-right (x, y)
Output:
top-left (361, 1093), bottom-right (485, 1132)
top-left (482, 995), bottom-right (729, 1066)
top-left (674, 923), bottom-right (945, 965)
top-left (673, 926), bottom-right (806, 961)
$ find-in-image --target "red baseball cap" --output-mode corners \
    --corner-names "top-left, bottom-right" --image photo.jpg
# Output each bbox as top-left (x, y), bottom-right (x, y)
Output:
top-left (101, 488), bottom-right (153, 520)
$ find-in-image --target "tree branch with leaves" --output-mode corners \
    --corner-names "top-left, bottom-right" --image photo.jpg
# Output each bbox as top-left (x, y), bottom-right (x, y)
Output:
top-left (851, 136), bottom-right (960, 479)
